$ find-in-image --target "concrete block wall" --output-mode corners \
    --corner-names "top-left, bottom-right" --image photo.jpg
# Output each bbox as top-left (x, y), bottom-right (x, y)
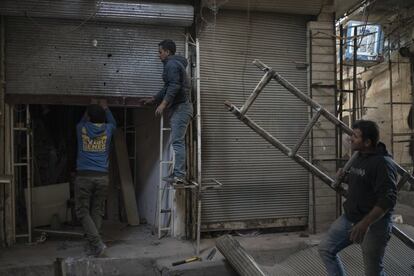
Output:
top-left (307, 6), bottom-right (338, 233)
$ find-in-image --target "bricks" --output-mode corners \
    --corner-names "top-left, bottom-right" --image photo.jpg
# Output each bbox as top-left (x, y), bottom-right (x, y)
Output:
top-left (307, 12), bottom-right (338, 233)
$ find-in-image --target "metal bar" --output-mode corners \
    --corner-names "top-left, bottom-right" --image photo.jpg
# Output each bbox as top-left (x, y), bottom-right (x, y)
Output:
top-left (54, 258), bottom-right (66, 276)
top-left (10, 105), bottom-right (15, 244)
top-left (158, 115), bottom-right (164, 239)
top-left (389, 50), bottom-right (394, 155)
top-left (216, 235), bottom-right (266, 276)
top-left (253, 59), bottom-right (351, 134)
top-left (397, 174), bottom-right (411, 191)
top-left (309, 29), bottom-right (317, 234)
top-left (13, 163), bottom-right (29, 166)
top-left (0, 16), bottom-right (4, 176)
top-left (240, 70), bottom-right (274, 116)
top-left (336, 25), bottom-right (343, 219)
top-left (253, 59), bottom-right (414, 186)
top-left (352, 27), bottom-right (357, 123)
top-left (33, 228), bottom-right (83, 237)
top-left (26, 105), bottom-right (32, 243)
top-left (332, 151), bottom-right (359, 188)
top-left (392, 225), bottom-right (414, 250)
top-left (290, 108), bottom-right (322, 157)
top-left (195, 38), bottom-right (202, 256)
top-left (5, 93), bottom-right (150, 107)
top-left (225, 101), bottom-right (346, 196)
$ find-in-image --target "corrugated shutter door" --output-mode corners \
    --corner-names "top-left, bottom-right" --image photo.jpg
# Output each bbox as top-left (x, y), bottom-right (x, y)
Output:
top-left (6, 17), bottom-right (186, 97)
top-left (199, 11), bottom-right (310, 229)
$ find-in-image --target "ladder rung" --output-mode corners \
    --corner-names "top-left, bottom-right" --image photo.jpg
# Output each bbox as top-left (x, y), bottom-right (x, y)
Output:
top-left (160, 227), bottom-right (171, 231)
top-left (159, 187), bottom-right (174, 191)
top-left (13, 127), bottom-right (28, 131)
top-left (160, 161), bottom-right (174, 164)
top-left (14, 163), bottom-right (28, 166)
top-left (162, 128), bottom-right (171, 131)
top-left (161, 209), bottom-right (171, 213)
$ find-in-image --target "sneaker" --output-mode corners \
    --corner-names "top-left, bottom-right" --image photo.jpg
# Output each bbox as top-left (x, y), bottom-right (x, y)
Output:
top-left (94, 243), bottom-right (107, 257)
top-left (162, 176), bottom-right (185, 184)
top-left (87, 242), bottom-right (107, 257)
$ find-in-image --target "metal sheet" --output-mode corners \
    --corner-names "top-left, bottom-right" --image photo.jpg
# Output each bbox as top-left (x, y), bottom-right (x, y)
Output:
top-left (199, 10), bottom-right (311, 228)
top-left (272, 224), bottom-right (414, 275)
top-left (5, 17), bottom-right (186, 98)
top-left (202, 0), bottom-right (324, 15)
top-left (0, 0), bottom-right (193, 27)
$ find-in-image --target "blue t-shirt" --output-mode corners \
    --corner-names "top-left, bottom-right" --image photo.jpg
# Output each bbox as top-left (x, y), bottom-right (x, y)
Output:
top-left (76, 109), bottom-right (116, 173)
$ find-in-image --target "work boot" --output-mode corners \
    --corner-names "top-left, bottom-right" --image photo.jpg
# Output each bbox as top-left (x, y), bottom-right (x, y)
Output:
top-left (87, 242), bottom-right (107, 257)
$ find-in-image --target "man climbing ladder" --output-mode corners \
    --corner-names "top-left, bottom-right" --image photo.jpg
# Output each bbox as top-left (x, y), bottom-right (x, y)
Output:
top-left (142, 39), bottom-right (193, 185)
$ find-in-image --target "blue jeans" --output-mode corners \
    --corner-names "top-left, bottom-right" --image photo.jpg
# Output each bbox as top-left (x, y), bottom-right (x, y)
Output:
top-left (318, 214), bottom-right (392, 276)
top-left (169, 102), bottom-right (193, 178)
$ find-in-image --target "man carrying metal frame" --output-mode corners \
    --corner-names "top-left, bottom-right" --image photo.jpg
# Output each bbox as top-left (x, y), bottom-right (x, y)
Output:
top-left (318, 120), bottom-right (397, 276)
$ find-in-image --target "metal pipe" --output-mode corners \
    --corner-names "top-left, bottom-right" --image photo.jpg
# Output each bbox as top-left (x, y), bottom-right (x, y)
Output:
top-left (195, 38), bottom-right (202, 256)
top-left (389, 48), bottom-right (394, 155)
top-left (289, 108), bottom-right (322, 157)
top-left (0, 16), bottom-right (4, 175)
top-left (392, 225), bottom-right (414, 250)
top-left (158, 115), bottom-right (164, 239)
top-left (253, 59), bottom-right (351, 134)
top-left (309, 29), bottom-right (316, 234)
top-left (336, 24), bottom-right (343, 219)
top-left (10, 105), bottom-right (15, 243)
top-left (26, 104), bottom-right (32, 243)
top-left (240, 70), bottom-right (274, 116)
top-left (352, 27), bottom-right (357, 124)
top-left (225, 101), bottom-right (345, 196)
top-left (216, 235), bottom-right (266, 276)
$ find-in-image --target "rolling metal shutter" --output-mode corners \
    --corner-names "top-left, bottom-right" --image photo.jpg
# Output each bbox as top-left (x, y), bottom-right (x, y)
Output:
top-left (199, 10), bottom-right (311, 230)
top-left (5, 16), bottom-right (186, 97)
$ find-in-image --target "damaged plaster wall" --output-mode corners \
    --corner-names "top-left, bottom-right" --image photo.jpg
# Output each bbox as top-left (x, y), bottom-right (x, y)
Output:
top-left (361, 54), bottom-right (412, 168)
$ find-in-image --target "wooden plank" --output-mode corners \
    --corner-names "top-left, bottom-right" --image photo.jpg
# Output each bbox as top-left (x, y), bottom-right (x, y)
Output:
top-left (113, 129), bottom-right (140, 226)
top-left (107, 148), bottom-right (120, 222)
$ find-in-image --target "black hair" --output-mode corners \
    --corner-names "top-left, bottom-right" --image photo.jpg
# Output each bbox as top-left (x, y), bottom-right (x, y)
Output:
top-left (158, 39), bottom-right (176, 55)
top-left (352, 120), bottom-right (380, 147)
top-left (87, 104), bottom-right (106, 123)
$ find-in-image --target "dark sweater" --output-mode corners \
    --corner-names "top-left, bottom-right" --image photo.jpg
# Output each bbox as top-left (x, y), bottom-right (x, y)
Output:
top-left (154, 55), bottom-right (190, 108)
top-left (343, 142), bottom-right (397, 223)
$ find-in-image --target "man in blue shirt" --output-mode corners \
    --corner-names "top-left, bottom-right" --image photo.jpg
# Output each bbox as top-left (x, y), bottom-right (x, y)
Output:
top-left (143, 39), bottom-right (193, 184)
top-left (75, 99), bottom-right (116, 257)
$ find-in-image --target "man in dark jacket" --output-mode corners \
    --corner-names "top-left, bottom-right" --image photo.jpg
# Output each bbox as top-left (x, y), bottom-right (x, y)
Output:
top-left (75, 99), bottom-right (116, 257)
top-left (319, 120), bottom-right (397, 276)
top-left (143, 39), bottom-right (193, 183)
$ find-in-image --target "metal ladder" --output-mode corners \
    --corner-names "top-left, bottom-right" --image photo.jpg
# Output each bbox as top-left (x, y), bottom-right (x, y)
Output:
top-left (225, 59), bottom-right (414, 250)
top-left (11, 104), bottom-right (32, 243)
top-left (157, 115), bottom-right (201, 239)
top-left (157, 115), bottom-right (175, 238)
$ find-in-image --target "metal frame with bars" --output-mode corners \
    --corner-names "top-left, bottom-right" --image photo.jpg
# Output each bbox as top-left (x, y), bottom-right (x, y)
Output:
top-left (225, 59), bottom-right (414, 250)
